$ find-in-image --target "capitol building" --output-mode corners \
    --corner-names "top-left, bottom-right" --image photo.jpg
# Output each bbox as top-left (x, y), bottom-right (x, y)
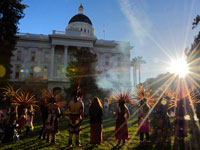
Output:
top-left (11, 5), bottom-right (133, 93)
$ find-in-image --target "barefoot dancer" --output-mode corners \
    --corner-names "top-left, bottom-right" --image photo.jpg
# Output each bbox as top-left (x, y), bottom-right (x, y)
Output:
top-left (68, 87), bottom-right (84, 147)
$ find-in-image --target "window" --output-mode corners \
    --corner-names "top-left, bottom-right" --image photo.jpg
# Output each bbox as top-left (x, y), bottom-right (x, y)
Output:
top-left (43, 66), bottom-right (48, 79)
top-left (30, 73), bottom-right (33, 79)
top-left (44, 52), bottom-right (49, 61)
top-left (105, 61), bottom-right (109, 65)
top-left (80, 28), bottom-right (82, 31)
top-left (31, 51), bottom-right (35, 61)
top-left (88, 30), bottom-right (89, 33)
top-left (56, 54), bottom-right (63, 64)
top-left (15, 65), bottom-right (20, 79)
top-left (56, 67), bottom-right (61, 77)
top-left (17, 51), bottom-right (21, 61)
top-left (30, 66), bottom-right (34, 78)
top-left (84, 29), bottom-right (86, 33)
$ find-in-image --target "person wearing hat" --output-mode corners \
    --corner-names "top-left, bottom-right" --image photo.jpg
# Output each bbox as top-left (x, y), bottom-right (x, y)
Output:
top-left (111, 90), bottom-right (134, 146)
top-left (113, 100), bottom-right (130, 146)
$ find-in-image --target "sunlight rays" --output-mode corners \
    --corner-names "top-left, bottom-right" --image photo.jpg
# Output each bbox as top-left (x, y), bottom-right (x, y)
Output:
top-left (116, 0), bottom-right (200, 147)
top-left (126, 74), bottom-right (177, 146)
top-left (147, 73), bottom-right (172, 89)
top-left (183, 0), bottom-right (195, 50)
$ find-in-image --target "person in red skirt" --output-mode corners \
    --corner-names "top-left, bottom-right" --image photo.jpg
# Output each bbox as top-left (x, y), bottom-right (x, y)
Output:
top-left (113, 100), bottom-right (130, 146)
top-left (89, 97), bottom-right (103, 145)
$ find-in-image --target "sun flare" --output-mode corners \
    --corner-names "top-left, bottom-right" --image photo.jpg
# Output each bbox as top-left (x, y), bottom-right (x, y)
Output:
top-left (169, 58), bottom-right (189, 78)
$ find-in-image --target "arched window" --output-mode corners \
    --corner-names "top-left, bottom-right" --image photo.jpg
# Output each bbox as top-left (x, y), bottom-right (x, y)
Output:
top-left (84, 29), bottom-right (86, 33)
top-left (80, 28), bottom-right (82, 31)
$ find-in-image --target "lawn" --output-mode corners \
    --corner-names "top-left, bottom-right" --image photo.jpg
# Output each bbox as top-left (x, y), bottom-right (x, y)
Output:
top-left (0, 113), bottom-right (199, 150)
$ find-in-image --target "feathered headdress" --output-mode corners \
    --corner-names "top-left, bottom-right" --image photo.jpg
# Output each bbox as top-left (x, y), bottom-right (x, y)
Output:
top-left (0, 85), bottom-right (20, 101)
top-left (168, 85), bottom-right (199, 109)
top-left (133, 84), bottom-right (155, 107)
top-left (108, 89), bottom-right (136, 106)
top-left (11, 92), bottom-right (38, 108)
top-left (41, 89), bottom-right (64, 108)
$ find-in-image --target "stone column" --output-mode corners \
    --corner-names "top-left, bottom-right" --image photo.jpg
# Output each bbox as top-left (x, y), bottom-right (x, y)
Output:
top-left (64, 46), bottom-right (68, 73)
top-left (50, 45), bottom-right (55, 79)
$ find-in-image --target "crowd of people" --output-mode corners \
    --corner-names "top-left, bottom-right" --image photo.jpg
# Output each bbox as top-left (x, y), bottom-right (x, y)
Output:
top-left (0, 84), bottom-right (200, 148)
top-left (0, 86), bottom-right (133, 147)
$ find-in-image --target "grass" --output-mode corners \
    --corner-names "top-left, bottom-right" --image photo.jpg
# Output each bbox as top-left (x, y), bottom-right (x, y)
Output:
top-left (0, 112), bottom-right (199, 150)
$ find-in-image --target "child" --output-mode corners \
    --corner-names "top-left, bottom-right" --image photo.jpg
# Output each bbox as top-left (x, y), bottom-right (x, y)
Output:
top-left (138, 111), bottom-right (151, 144)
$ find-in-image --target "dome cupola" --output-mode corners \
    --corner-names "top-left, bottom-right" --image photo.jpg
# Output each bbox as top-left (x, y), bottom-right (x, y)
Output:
top-left (66, 4), bottom-right (94, 35)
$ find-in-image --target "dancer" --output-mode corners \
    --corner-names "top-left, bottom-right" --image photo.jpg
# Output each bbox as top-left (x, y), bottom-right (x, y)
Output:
top-left (3, 105), bottom-right (19, 143)
top-left (138, 98), bottom-right (151, 144)
top-left (68, 89), bottom-right (84, 147)
top-left (174, 100), bottom-right (187, 144)
top-left (39, 89), bottom-right (63, 140)
top-left (39, 97), bottom-right (48, 140)
top-left (25, 105), bottom-right (34, 136)
top-left (17, 108), bottom-right (27, 134)
top-left (111, 90), bottom-right (134, 146)
top-left (45, 98), bottom-right (61, 144)
top-left (114, 100), bottom-right (130, 145)
top-left (133, 85), bottom-right (155, 145)
top-left (89, 97), bottom-right (103, 145)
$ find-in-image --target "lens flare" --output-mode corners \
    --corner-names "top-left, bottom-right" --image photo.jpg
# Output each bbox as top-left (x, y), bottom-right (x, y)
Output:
top-left (0, 65), bottom-right (6, 77)
top-left (169, 58), bottom-right (189, 78)
top-left (34, 66), bottom-right (41, 73)
top-left (161, 99), bottom-right (167, 105)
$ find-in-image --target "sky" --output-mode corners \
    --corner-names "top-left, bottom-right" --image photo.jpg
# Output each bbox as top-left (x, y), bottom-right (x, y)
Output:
top-left (18, 0), bottom-right (200, 83)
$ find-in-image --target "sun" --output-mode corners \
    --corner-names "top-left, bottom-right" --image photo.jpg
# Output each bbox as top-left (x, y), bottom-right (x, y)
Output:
top-left (169, 58), bottom-right (189, 78)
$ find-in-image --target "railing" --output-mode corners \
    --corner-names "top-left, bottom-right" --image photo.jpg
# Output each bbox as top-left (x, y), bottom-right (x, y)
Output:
top-left (52, 30), bottom-right (66, 35)
top-left (16, 32), bottom-right (48, 38)
top-left (48, 77), bottom-right (69, 82)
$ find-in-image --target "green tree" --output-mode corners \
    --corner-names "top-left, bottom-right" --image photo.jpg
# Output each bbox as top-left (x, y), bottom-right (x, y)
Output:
top-left (65, 47), bottom-right (109, 101)
top-left (187, 14), bottom-right (200, 85)
top-left (0, 0), bottom-right (27, 83)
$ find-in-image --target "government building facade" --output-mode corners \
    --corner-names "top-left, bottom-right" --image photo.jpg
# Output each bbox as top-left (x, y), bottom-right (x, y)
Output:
top-left (10, 5), bottom-right (133, 94)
